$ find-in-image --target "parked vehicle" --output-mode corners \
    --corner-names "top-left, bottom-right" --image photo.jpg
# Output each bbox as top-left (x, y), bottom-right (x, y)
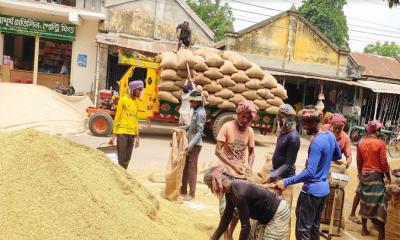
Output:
top-left (87, 53), bottom-right (276, 139)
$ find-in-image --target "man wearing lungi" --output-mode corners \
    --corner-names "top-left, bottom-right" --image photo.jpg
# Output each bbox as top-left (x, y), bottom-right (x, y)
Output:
top-left (357, 120), bottom-right (391, 240)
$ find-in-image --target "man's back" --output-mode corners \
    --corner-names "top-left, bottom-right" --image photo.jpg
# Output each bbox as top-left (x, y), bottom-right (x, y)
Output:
top-left (357, 137), bottom-right (388, 174)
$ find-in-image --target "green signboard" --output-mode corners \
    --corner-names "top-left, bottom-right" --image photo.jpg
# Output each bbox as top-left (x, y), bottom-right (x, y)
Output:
top-left (0, 14), bottom-right (76, 41)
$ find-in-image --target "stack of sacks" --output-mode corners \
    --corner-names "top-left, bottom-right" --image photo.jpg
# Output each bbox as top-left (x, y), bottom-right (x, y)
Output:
top-left (159, 48), bottom-right (288, 114)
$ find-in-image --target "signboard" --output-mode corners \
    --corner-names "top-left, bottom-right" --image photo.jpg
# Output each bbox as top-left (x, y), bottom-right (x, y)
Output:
top-left (0, 14), bottom-right (76, 41)
top-left (77, 54), bottom-right (87, 67)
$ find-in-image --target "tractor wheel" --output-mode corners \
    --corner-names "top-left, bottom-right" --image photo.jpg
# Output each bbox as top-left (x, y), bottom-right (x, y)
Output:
top-left (212, 112), bottom-right (237, 140)
top-left (89, 112), bottom-right (113, 137)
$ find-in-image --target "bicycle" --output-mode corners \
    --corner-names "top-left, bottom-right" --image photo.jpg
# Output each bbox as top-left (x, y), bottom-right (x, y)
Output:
top-left (388, 128), bottom-right (400, 158)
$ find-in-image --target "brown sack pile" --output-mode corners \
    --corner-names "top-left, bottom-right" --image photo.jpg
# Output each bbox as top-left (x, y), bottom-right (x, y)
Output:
top-left (159, 49), bottom-right (288, 113)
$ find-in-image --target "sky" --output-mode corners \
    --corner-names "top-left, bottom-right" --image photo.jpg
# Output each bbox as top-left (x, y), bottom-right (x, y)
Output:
top-left (225, 0), bottom-right (400, 52)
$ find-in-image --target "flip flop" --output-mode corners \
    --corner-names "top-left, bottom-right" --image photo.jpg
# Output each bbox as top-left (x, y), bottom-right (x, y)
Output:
top-left (348, 216), bottom-right (362, 224)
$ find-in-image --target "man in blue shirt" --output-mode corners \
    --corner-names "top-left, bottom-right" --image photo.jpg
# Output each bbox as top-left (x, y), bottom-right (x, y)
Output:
top-left (276, 106), bottom-right (342, 240)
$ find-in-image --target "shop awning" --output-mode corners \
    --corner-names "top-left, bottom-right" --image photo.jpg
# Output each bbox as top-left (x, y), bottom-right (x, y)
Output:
top-left (357, 80), bottom-right (400, 95)
top-left (96, 33), bottom-right (177, 53)
top-left (268, 70), bottom-right (361, 86)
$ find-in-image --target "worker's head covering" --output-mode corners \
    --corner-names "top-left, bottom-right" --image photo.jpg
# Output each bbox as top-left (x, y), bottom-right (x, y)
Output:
top-left (299, 105), bottom-right (323, 121)
top-left (128, 80), bottom-right (144, 90)
top-left (277, 104), bottom-right (297, 134)
top-left (365, 120), bottom-right (383, 134)
top-left (236, 100), bottom-right (257, 118)
top-left (203, 166), bottom-right (225, 198)
top-left (321, 112), bottom-right (333, 124)
top-left (189, 90), bottom-right (203, 102)
top-left (330, 113), bottom-right (347, 127)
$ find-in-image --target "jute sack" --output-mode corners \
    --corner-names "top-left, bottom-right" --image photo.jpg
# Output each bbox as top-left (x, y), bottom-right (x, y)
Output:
top-left (222, 50), bottom-right (237, 60)
top-left (231, 71), bottom-right (250, 83)
top-left (245, 64), bottom-right (265, 79)
top-left (257, 89), bottom-right (275, 99)
top-left (177, 49), bottom-right (196, 69)
top-left (205, 53), bottom-right (224, 67)
top-left (164, 129), bottom-right (188, 201)
top-left (160, 52), bottom-right (178, 69)
top-left (245, 79), bottom-right (262, 90)
top-left (177, 69), bottom-right (195, 79)
top-left (174, 80), bottom-right (185, 88)
top-left (267, 97), bottom-right (284, 107)
top-left (159, 81), bottom-right (181, 91)
top-left (194, 47), bottom-right (221, 58)
top-left (254, 99), bottom-right (271, 110)
top-left (261, 73), bottom-right (278, 89)
top-left (266, 106), bottom-right (279, 114)
top-left (215, 89), bottom-right (234, 99)
top-left (229, 54), bottom-right (252, 70)
top-left (229, 94), bottom-right (247, 105)
top-left (192, 55), bottom-right (208, 72)
top-left (160, 69), bottom-right (181, 81)
top-left (386, 185), bottom-right (400, 240)
top-left (217, 75), bottom-right (236, 87)
top-left (207, 95), bottom-right (224, 106)
top-left (218, 100), bottom-right (236, 109)
top-left (219, 60), bottom-right (238, 75)
top-left (172, 90), bottom-right (182, 100)
top-left (228, 83), bottom-right (247, 93)
top-left (271, 84), bottom-right (288, 99)
top-left (159, 91), bottom-right (179, 104)
top-left (194, 73), bottom-right (211, 85)
top-left (204, 67), bottom-right (224, 80)
top-left (242, 90), bottom-right (261, 100)
top-left (204, 82), bottom-right (223, 93)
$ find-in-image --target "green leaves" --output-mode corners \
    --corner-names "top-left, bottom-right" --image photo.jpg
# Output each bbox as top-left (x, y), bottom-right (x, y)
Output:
top-left (187, 0), bottom-right (234, 42)
top-left (364, 41), bottom-right (400, 57)
top-left (299, 0), bottom-right (349, 48)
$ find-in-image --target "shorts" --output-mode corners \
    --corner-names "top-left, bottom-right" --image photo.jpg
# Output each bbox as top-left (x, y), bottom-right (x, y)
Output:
top-left (179, 37), bottom-right (190, 47)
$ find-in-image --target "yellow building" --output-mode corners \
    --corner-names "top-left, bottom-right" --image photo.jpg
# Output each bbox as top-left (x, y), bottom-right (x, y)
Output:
top-left (218, 6), bottom-right (360, 113)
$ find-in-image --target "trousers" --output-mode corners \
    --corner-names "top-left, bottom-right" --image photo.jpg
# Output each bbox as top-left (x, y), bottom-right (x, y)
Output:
top-left (181, 145), bottom-right (202, 197)
top-left (117, 134), bottom-right (135, 169)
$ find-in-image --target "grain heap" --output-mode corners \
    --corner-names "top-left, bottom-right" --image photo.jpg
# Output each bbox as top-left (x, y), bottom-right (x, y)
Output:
top-left (0, 129), bottom-right (212, 240)
top-left (159, 48), bottom-right (288, 114)
top-left (386, 166), bottom-right (400, 240)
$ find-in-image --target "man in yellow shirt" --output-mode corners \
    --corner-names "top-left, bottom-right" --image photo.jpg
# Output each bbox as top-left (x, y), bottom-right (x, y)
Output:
top-left (109, 80), bottom-right (144, 169)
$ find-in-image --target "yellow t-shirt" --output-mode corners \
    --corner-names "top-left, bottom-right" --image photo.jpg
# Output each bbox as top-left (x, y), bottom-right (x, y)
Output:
top-left (113, 95), bottom-right (144, 135)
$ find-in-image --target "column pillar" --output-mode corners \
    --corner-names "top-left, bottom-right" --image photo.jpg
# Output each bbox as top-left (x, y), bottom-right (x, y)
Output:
top-left (33, 36), bottom-right (40, 84)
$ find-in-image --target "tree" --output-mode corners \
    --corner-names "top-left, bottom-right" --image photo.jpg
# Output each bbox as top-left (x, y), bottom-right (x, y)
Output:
top-left (364, 41), bottom-right (400, 57)
top-left (186, 0), bottom-right (234, 42)
top-left (386, 0), bottom-right (399, 8)
top-left (299, 0), bottom-right (349, 47)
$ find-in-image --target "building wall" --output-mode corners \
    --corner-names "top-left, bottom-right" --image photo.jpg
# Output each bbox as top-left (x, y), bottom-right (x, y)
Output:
top-left (0, 7), bottom-right (99, 94)
top-left (227, 13), bottom-right (349, 78)
top-left (235, 17), bottom-right (289, 60)
top-left (70, 20), bottom-right (98, 93)
top-left (106, 0), bottom-right (213, 46)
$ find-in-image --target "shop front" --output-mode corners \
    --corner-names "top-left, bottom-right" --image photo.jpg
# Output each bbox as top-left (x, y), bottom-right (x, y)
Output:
top-left (0, 14), bottom-right (75, 89)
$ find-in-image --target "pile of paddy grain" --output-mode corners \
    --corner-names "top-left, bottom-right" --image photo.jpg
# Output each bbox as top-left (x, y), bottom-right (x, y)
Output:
top-left (0, 129), bottom-right (212, 240)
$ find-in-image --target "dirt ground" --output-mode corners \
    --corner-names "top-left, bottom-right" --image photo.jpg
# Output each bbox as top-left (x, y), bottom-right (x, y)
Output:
top-left (66, 124), bottom-right (399, 240)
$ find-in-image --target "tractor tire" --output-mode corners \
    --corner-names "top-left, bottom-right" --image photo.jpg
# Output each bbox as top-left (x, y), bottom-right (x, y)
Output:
top-left (212, 112), bottom-right (237, 140)
top-left (89, 112), bottom-right (113, 137)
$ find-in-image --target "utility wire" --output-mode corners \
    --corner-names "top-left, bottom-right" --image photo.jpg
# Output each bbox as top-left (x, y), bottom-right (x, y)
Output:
top-left (230, 1), bottom-right (400, 38)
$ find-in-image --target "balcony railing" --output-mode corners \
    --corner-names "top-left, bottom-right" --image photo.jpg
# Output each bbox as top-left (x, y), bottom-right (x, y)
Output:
top-left (33, 0), bottom-right (102, 12)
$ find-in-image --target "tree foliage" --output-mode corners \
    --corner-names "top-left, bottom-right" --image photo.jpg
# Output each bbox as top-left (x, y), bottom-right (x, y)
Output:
top-left (386, 0), bottom-right (399, 8)
top-left (364, 41), bottom-right (400, 57)
top-left (299, 0), bottom-right (349, 48)
top-left (186, 0), bottom-right (234, 42)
